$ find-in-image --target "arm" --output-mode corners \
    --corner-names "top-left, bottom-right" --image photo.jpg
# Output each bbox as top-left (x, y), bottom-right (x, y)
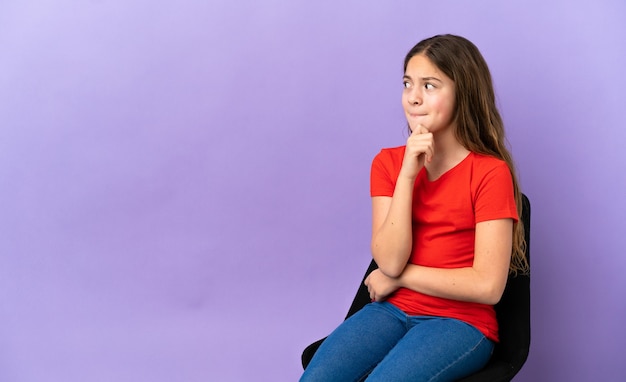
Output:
top-left (370, 191), bottom-right (413, 278)
top-left (370, 126), bottom-right (433, 278)
top-left (366, 218), bottom-right (513, 305)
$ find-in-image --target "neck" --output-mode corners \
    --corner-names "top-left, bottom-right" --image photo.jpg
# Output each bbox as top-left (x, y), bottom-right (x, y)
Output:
top-left (425, 128), bottom-right (470, 181)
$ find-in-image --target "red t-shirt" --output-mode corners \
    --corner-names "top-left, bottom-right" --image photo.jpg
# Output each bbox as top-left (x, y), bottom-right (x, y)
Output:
top-left (370, 147), bottom-right (518, 342)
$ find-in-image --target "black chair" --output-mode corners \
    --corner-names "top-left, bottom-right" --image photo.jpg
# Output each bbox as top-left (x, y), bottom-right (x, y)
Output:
top-left (302, 194), bottom-right (531, 381)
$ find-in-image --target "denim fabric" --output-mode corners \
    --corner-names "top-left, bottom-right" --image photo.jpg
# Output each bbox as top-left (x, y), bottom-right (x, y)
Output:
top-left (300, 302), bottom-right (494, 382)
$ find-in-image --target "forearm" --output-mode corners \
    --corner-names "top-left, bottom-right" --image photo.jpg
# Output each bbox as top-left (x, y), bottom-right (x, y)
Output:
top-left (371, 176), bottom-right (416, 277)
top-left (396, 219), bottom-right (513, 305)
top-left (397, 264), bottom-right (508, 305)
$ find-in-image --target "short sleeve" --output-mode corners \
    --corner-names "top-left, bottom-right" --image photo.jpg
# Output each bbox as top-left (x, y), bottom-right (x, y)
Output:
top-left (370, 148), bottom-right (404, 197)
top-left (474, 161), bottom-right (518, 224)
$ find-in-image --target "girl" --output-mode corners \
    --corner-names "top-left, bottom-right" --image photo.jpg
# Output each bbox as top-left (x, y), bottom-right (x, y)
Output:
top-left (300, 34), bottom-right (528, 382)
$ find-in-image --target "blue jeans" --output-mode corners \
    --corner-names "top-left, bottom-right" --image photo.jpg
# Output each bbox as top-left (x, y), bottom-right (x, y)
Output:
top-left (300, 302), bottom-right (494, 382)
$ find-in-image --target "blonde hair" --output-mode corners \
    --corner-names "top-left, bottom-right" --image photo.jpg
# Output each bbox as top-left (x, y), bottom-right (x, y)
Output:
top-left (405, 34), bottom-right (528, 274)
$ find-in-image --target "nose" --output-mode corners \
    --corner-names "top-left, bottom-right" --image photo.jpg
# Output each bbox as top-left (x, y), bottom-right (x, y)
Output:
top-left (408, 88), bottom-right (421, 105)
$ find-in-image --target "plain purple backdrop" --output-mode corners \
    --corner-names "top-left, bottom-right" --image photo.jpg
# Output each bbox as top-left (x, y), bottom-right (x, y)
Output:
top-left (1, 1), bottom-right (625, 381)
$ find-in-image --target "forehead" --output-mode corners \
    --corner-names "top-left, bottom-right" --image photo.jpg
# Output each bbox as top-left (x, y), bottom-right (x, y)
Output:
top-left (404, 54), bottom-right (451, 82)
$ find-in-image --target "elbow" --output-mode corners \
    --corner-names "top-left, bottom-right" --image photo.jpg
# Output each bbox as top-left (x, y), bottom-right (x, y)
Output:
top-left (377, 262), bottom-right (405, 278)
top-left (370, 238), bottom-right (411, 278)
top-left (480, 282), bottom-right (506, 305)
top-left (483, 292), bottom-right (503, 306)
top-left (371, 249), bottom-right (406, 278)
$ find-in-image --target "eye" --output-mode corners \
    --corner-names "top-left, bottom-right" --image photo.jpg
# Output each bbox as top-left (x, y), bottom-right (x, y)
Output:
top-left (424, 83), bottom-right (435, 90)
top-left (403, 81), bottom-right (411, 89)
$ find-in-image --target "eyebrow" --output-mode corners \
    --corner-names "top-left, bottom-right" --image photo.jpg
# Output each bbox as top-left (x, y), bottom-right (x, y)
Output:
top-left (403, 75), bottom-right (443, 83)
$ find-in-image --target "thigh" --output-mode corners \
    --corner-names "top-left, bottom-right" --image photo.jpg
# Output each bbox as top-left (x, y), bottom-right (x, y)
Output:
top-left (300, 302), bottom-right (407, 382)
top-left (366, 317), bottom-right (494, 382)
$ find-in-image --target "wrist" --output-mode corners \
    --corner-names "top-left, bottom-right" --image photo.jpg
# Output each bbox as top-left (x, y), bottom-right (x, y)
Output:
top-left (394, 272), bottom-right (404, 289)
top-left (397, 168), bottom-right (419, 182)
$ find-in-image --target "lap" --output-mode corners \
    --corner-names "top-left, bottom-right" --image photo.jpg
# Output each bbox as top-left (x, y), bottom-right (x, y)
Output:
top-left (300, 302), bottom-right (407, 382)
top-left (367, 315), bottom-right (494, 381)
top-left (300, 302), bottom-right (493, 382)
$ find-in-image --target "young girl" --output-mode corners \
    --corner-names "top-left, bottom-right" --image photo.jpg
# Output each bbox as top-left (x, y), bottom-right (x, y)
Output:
top-left (300, 34), bottom-right (528, 382)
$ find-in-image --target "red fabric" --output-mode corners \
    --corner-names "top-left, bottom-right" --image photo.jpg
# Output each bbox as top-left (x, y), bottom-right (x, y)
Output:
top-left (370, 146), bottom-right (518, 342)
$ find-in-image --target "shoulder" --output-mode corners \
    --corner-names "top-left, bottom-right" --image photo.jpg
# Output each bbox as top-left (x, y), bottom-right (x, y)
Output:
top-left (469, 152), bottom-right (508, 167)
top-left (371, 145), bottom-right (405, 175)
top-left (370, 146), bottom-right (406, 195)
top-left (373, 145), bottom-right (405, 164)
top-left (467, 153), bottom-right (515, 207)
top-left (469, 154), bottom-right (518, 222)
top-left (467, 153), bottom-right (510, 176)
top-left (376, 145), bottom-right (406, 157)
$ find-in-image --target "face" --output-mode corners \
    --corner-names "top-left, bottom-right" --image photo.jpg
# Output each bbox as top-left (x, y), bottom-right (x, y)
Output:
top-left (402, 54), bottom-right (456, 134)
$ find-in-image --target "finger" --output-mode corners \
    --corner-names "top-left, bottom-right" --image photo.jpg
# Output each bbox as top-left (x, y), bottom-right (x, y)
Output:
top-left (427, 146), bottom-right (435, 163)
top-left (424, 134), bottom-right (434, 162)
top-left (410, 124), bottom-right (426, 136)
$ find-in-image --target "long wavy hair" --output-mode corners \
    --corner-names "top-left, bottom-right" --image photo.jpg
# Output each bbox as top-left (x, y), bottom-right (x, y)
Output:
top-left (404, 34), bottom-right (528, 275)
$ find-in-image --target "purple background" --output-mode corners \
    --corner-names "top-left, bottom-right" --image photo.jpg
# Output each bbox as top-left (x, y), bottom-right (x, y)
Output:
top-left (1, 1), bottom-right (625, 381)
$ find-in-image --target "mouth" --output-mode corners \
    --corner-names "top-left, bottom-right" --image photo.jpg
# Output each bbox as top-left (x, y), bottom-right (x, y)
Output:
top-left (407, 113), bottom-right (428, 131)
